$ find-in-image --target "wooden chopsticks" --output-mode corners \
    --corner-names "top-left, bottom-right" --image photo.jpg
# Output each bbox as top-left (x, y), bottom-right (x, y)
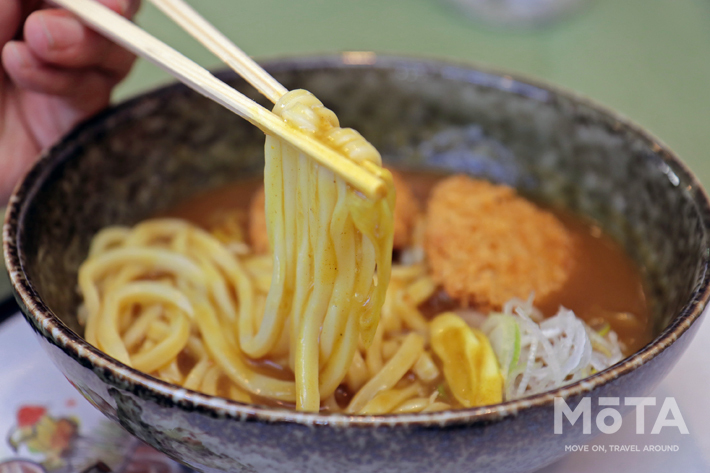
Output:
top-left (49, 0), bottom-right (387, 200)
top-left (147, 0), bottom-right (287, 104)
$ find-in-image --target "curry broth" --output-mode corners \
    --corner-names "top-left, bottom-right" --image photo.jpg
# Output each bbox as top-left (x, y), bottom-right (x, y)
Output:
top-left (162, 171), bottom-right (652, 358)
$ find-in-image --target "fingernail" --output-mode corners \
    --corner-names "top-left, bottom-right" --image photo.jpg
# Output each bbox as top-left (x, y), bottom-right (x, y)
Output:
top-left (117, 0), bottom-right (130, 16)
top-left (102, 0), bottom-right (130, 16)
top-left (39, 14), bottom-right (84, 49)
top-left (6, 43), bottom-right (27, 68)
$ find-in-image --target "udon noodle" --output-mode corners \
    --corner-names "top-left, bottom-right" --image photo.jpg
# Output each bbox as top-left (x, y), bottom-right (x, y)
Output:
top-left (80, 90), bottom-right (420, 413)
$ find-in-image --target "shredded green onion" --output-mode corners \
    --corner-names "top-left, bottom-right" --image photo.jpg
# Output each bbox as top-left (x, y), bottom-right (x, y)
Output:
top-left (480, 296), bottom-right (623, 400)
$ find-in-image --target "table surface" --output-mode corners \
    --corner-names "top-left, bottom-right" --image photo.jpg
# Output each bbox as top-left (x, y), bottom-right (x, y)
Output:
top-left (2, 2), bottom-right (709, 470)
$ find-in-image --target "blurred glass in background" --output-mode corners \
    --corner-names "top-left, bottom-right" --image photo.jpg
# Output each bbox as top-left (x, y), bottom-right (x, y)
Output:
top-left (445, 0), bottom-right (591, 28)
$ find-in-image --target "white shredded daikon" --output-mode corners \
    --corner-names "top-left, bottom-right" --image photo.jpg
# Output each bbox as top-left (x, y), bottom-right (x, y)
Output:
top-left (482, 295), bottom-right (623, 400)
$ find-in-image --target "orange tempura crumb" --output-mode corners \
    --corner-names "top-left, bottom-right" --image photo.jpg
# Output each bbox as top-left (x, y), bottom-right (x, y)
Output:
top-left (424, 175), bottom-right (573, 310)
top-left (390, 170), bottom-right (419, 249)
top-left (248, 169), bottom-right (419, 253)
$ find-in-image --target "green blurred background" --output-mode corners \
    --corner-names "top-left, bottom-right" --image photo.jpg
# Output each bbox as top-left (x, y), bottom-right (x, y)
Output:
top-left (2, 0), bottom-right (709, 301)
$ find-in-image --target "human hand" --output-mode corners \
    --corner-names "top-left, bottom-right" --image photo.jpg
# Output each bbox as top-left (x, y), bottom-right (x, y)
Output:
top-left (0, 0), bottom-right (139, 203)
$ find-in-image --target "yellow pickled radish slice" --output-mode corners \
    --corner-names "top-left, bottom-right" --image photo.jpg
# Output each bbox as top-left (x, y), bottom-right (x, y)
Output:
top-left (430, 312), bottom-right (503, 407)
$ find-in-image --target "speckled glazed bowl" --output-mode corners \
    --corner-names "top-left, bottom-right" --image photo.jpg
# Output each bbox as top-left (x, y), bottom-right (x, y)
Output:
top-left (4, 55), bottom-right (709, 473)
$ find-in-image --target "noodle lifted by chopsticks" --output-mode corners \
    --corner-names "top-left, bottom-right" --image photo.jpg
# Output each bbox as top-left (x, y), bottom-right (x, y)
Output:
top-left (79, 89), bottom-right (397, 412)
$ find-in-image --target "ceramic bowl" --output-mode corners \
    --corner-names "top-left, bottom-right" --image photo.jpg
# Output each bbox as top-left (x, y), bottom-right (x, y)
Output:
top-left (4, 55), bottom-right (709, 473)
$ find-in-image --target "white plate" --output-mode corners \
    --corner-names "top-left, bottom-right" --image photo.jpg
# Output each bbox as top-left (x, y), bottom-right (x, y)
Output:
top-left (0, 309), bottom-right (191, 473)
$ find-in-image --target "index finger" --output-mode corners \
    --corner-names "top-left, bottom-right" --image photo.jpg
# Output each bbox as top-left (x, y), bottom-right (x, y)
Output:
top-left (0, 0), bottom-right (22, 45)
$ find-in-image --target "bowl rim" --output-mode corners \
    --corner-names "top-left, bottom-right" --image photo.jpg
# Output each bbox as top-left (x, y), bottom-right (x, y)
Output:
top-left (4, 53), bottom-right (710, 428)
